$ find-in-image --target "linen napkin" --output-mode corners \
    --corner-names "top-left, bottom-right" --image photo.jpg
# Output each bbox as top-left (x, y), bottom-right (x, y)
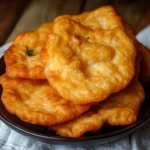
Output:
top-left (0, 26), bottom-right (150, 150)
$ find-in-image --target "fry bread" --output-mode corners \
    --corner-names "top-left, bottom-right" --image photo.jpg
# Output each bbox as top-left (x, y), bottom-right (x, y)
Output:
top-left (122, 24), bottom-right (150, 82)
top-left (119, 21), bottom-right (150, 82)
top-left (1, 5), bottom-right (146, 138)
top-left (41, 18), bottom-right (136, 104)
top-left (4, 23), bottom-right (52, 79)
top-left (55, 6), bottom-right (135, 41)
top-left (56, 5), bottom-right (150, 82)
top-left (50, 52), bottom-right (144, 138)
top-left (0, 74), bottom-right (92, 126)
top-left (50, 79), bottom-right (145, 137)
top-left (55, 6), bottom-right (124, 30)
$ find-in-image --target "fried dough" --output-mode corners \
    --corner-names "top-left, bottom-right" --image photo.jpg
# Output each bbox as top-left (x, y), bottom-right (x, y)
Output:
top-left (50, 79), bottom-right (145, 138)
top-left (120, 21), bottom-right (150, 82)
top-left (41, 18), bottom-right (136, 104)
top-left (55, 6), bottom-right (124, 30)
top-left (0, 74), bottom-right (92, 126)
top-left (55, 6), bottom-right (135, 41)
top-left (123, 23), bottom-right (150, 82)
top-left (4, 23), bottom-right (52, 79)
top-left (57, 5), bottom-right (150, 82)
top-left (50, 49), bottom-right (144, 138)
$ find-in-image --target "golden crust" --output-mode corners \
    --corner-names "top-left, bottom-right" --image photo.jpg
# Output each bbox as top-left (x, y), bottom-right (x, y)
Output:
top-left (55, 5), bottom-right (135, 42)
top-left (4, 45), bottom-right (45, 79)
top-left (122, 23), bottom-right (150, 82)
top-left (4, 23), bottom-right (52, 79)
top-left (118, 23), bottom-right (150, 82)
top-left (0, 74), bottom-right (92, 126)
top-left (41, 18), bottom-right (136, 104)
top-left (55, 6), bottom-right (124, 30)
top-left (57, 6), bottom-right (147, 82)
top-left (50, 79), bottom-right (145, 137)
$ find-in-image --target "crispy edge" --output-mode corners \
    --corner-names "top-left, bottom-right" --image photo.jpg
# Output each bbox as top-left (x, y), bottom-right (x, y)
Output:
top-left (4, 23), bottom-right (53, 79)
top-left (49, 47), bottom-right (144, 138)
top-left (42, 18), bottom-right (136, 104)
top-left (50, 79), bottom-right (145, 138)
top-left (0, 74), bottom-right (92, 126)
top-left (4, 45), bottom-right (46, 79)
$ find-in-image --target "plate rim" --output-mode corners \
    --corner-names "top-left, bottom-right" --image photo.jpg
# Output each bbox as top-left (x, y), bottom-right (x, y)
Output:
top-left (0, 97), bottom-right (149, 142)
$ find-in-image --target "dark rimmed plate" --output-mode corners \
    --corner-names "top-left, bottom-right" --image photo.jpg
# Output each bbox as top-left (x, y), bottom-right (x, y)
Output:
top-left (0, 56), bottom-right (150, 146)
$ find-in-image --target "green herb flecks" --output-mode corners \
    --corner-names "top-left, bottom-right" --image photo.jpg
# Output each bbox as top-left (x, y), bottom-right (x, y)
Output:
top-left (26, 46), bottom-right (34, 56)
top-left (87, 37), bottom-right (90, 40)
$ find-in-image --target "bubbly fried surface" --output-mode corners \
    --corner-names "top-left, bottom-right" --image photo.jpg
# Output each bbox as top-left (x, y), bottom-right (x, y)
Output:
top-left (55, 6), bottom-right (135, 41)
top-left (55, 6), bottom-right (124, 30)
top-left (50, 80), bottom-right (145, 137)
top-left (41, 18), bottom-right (136, 104)
top-left (0, 74), bottom-right (92, 126)
top-left (59, 5), bottom-right (150, 82)
top-left (4, 23), bottom-right (52, 79)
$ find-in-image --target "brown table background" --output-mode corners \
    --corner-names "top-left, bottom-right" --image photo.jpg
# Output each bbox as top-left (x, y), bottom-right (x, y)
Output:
top-left (0, 0), bottom-right (150, 46)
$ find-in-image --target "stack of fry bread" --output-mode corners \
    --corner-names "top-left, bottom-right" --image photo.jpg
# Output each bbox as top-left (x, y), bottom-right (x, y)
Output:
top-left (1, 6), bottom-right (150, 138)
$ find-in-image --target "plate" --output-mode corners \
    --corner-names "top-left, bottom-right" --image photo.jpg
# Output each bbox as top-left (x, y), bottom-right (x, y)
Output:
top-left (0, 56), bottom-right (150, 146)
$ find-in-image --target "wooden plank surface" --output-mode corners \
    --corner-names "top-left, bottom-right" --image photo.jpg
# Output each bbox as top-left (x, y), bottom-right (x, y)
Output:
top-left (0, 0), bottom-right (29, 45)
top-left (136, 8), bottom-right (150, 33)
top-left (6, 0), bottom-right (150, 43)
top-left (7, 0), bottom-right (83, 42)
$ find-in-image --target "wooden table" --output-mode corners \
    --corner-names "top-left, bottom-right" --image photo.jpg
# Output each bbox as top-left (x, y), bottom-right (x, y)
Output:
top-left (0, 0), bottom-right (150, 45)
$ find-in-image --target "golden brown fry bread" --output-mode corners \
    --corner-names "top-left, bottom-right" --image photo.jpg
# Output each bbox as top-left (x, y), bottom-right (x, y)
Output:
top-left (119, 21), bottom-right (150, 82)
top-left (124, 23), bottom-right (150, 82)
top-left (58, 5), bottom-right (150, 82)
top-left (41, 18), bottom-right (136, 104)
top-left (4, 23), bottom-right (52, 79)
top-left (0, 74), bottom-right (92, 126)
top-left (55, 6), bottom-right (124, 30)
top-left (55, 6), bottom-right (135, 41)
top-left (50, 80), bottom-right (145, 138)
top-left (117, 23), bottom-right (150, 82)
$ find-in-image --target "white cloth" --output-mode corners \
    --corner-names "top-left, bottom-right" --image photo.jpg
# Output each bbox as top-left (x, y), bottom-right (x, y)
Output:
top-left (0, 26), bottom-right (150, 150)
